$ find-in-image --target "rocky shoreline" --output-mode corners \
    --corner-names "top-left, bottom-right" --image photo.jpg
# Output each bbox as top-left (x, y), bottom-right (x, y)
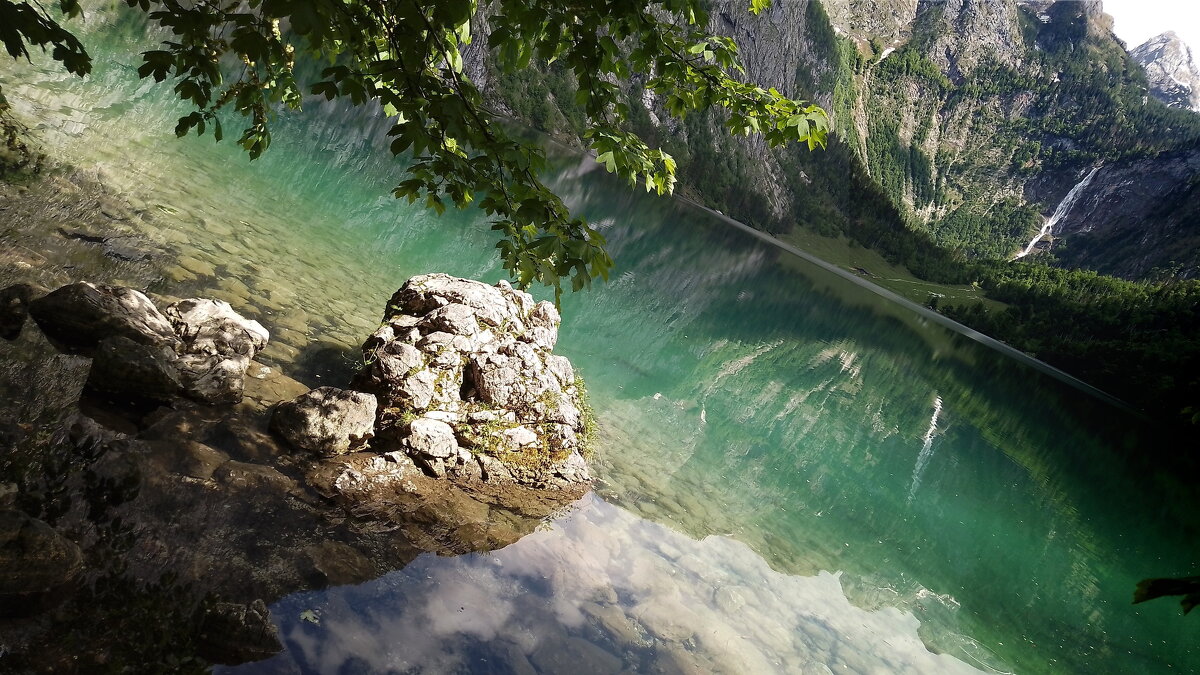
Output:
top-left (0, 167), bottom-right (595, 670)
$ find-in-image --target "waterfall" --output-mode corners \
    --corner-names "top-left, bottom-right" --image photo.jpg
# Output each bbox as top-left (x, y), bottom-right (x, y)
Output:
top-left (1013, 166), bottom-right (1101, 260)
top-left (907, 395), bottom-right (943, 505)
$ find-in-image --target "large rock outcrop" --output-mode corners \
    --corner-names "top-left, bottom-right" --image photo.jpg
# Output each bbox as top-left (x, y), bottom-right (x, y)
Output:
top-left (28, 281), bottom-right (178, 349)
top-left (340, 274), bottom-right (592, 493)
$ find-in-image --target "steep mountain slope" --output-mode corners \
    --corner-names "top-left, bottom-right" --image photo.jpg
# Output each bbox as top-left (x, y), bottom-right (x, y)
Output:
top-left (1132, 32), bottom-right (1200, 113)
top-left (828, 0), bottom-right (1200, 275)
top-left (470, 0), bottom-right (1199, 281)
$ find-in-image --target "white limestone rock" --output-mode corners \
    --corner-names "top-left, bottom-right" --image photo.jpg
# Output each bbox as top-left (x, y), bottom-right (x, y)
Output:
top-left (352, 274), bottom-right (592, 492)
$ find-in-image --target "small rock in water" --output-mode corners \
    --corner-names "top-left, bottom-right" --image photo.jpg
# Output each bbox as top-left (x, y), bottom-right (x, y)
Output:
top-left (177, 255), bottom-right (216, 277)
top-left (271, 386), bottom-right (377, 455)
top-left (0, 282), bottom-right (45, 340)
top-left (195, 599), bottom-right (283, 666)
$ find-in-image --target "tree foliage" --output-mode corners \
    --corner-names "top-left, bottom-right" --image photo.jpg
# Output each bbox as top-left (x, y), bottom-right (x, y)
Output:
top-left (0, 0), bottom-right (828, 300)
top-left (943, 262), bottom-right (1200, 426)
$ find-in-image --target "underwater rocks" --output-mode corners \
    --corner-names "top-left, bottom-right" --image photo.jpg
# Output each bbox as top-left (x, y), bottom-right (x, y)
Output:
top-left (0, 509), bottom-right (84, 617)
top-left (27, 282), bottom-right (269, 404)
top-left (340, 273), bottom-right (592, 494)
top-left (195, 599), bottom-right (283, 665)
top-left (0, 282), bottom-right (42, 340)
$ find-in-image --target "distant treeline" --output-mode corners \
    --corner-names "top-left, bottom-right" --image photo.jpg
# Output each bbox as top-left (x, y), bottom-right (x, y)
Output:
top-left (943, 264), bottom-right (1200, 427)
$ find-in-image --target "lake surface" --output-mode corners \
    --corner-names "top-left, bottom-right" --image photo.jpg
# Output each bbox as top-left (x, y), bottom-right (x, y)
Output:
top-left (2, 10), bottom-right (1197, 674)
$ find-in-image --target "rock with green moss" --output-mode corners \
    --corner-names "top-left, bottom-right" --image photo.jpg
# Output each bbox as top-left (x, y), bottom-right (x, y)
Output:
top-left (351, 273), bottom-right (592, 493)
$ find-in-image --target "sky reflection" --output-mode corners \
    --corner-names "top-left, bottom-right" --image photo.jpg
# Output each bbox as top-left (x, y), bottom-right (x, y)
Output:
top-left (225, 495), bottom-right (990, 675)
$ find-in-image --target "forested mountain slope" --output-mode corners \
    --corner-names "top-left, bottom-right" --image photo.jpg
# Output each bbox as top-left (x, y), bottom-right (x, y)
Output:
top-left (822, 0), bottom-right (1200, 277)
top-left (474, 0), bottom-right (1199, 281)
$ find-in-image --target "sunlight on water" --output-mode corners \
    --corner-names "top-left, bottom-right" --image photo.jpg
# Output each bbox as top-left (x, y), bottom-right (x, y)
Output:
top-left (908, 394), bottom-right (943, 504)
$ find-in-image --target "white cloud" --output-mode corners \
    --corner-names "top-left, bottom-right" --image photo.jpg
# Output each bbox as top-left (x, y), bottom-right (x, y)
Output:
top-left (1101, 0), bottom-right (1200, 55)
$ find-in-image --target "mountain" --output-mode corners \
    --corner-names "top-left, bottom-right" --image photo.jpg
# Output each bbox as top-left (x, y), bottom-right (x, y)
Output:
top-left (816, 0), bottom-right (1200, 278)
top-left (472, 0), bottom-right (1200, 281)
top-left (733, 0), bottom-right (1200, 279)
top-left (1131, 32), bottom-right (1200, 113)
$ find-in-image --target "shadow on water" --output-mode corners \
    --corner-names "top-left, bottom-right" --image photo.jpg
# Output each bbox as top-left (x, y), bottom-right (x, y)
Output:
top-left (286, 341), bottom-right (362, 390)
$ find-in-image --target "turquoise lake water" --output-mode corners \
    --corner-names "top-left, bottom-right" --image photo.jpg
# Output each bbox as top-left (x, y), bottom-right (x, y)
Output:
top-left (2, 10), bottom-right (1197, 673)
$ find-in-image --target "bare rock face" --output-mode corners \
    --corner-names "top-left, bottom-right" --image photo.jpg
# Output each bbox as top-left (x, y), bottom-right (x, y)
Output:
top-left (164, 298), bottom-right (270, 404)
top-left (270, 387), bottom-right (377, 455)
top-left (821, 0), bottom-right (918, 45)
top-left (165, 298), bottom-right (269, 358)
top-left (351, 274), bottom-right (592, 492)
top-left (1132, 32), bottom-right (1200, 113)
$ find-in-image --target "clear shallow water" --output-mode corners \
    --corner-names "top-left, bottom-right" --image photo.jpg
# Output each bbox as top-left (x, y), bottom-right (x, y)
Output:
top-left (2, 11), bottom-right (1198, 673)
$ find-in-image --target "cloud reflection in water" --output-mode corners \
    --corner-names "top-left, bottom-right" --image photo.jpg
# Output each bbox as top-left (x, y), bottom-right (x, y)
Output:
top-left (224, 494), bottom-right (987, 674)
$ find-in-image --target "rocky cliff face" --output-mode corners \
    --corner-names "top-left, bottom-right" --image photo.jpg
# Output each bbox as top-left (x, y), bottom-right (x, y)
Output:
top-left (917, 0), bottom-right (1027, 76)
top-left (1049, 148), bottom-right (1200, 278)
top-left (469, 0), bottom-right (1200, 279)
top-left (1132, 32), bottom-right (1200, 112)
top-left (822, 0), bottom-right (917, 45)
top-left (809, 0), bottom-right (1200, 275)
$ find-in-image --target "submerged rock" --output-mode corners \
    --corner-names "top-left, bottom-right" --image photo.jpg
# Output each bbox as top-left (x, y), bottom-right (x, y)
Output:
top-left (350, 273), bottom-right (593, 495)
top-left (0, 510), bottom-right (84, 617)
top-left (195, 599), bottom-right (283, 666)
top-left (271, 386), bottom-right (377, 455)
top-left (0, 282), bottom-right (44, 340)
